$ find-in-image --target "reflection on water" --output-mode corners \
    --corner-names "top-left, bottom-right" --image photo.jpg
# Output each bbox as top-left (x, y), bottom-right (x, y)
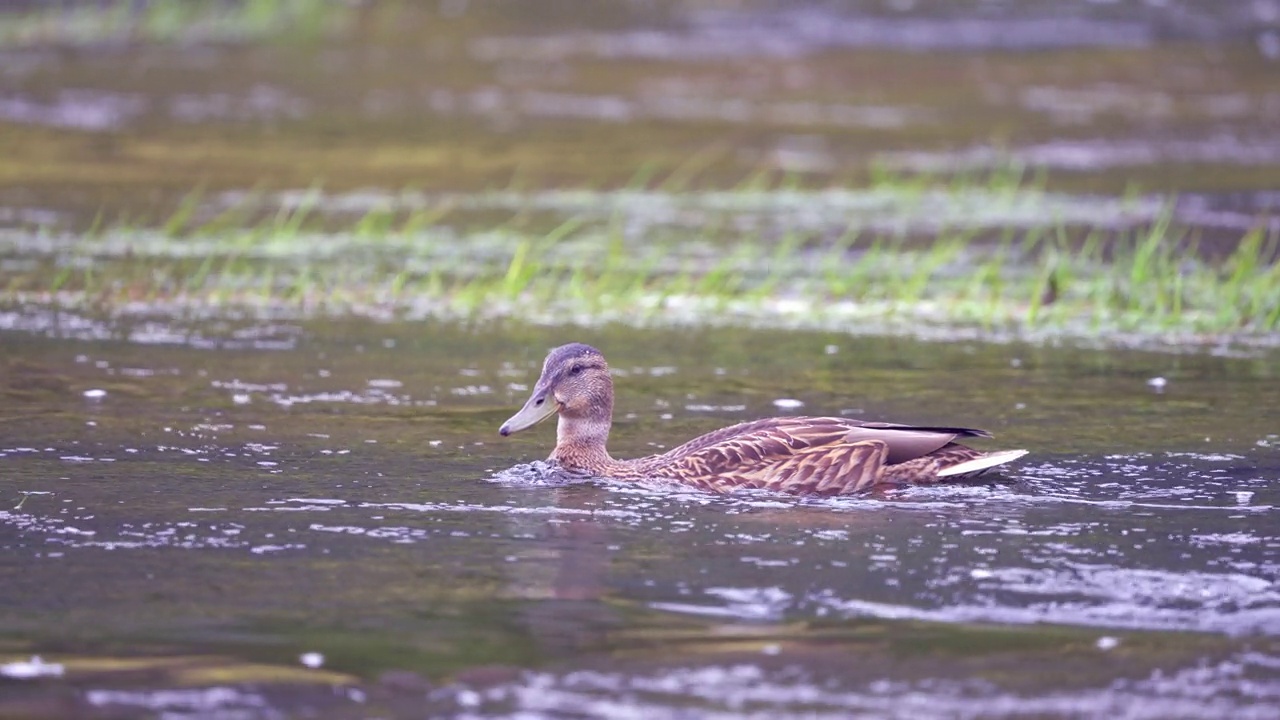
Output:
top-left (1, 323), bottom-right (1278, 717)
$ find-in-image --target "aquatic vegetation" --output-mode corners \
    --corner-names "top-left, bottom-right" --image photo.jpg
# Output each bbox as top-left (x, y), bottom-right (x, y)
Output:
top-left (0, 0), bottom-right (349, 47)
top-left (0, 171), bottom-right (1276, 347)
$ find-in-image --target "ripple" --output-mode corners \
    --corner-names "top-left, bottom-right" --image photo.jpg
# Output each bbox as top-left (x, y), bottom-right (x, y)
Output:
top-left (0, 89), bottom-right (145, 130)
top-left (440, 650), bottom-right (1280, 720)
top-left (489, 460), bottom-right (601, 487)
top-left (86, 687), bottom-right (272, 717)
top-left (0, 509), bottom-right (256, 552)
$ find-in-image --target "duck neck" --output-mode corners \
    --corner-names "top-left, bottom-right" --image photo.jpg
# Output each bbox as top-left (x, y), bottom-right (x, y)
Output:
top-left (552, 415), bottom-right (614, 472)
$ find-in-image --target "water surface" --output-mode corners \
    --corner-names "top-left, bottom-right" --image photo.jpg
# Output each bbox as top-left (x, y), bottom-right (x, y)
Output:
top-left (3, 323), bottom-right (1278, 718)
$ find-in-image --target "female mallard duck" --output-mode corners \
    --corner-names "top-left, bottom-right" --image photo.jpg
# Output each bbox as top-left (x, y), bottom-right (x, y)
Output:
top-left (499, 343), bottom-right (1027, 496)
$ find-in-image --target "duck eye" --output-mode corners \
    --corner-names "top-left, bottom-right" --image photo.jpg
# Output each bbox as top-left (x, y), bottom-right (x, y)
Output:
top-left (569, 365), bottom-right (583, 376)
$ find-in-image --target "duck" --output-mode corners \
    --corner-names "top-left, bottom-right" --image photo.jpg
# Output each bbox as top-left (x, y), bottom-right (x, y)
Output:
top-left (498, 343), bottom-right (1027, 496)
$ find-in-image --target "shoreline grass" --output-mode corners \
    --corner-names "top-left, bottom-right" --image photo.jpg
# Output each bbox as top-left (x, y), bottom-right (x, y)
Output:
top-left (1, 175), bottom-right (1277, 349)
top-left (0, 0), bottom-right (349, 48)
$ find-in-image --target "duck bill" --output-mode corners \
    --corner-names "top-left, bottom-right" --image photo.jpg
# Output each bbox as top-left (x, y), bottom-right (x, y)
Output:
top-left (499, 388), bottom-right (558, 436)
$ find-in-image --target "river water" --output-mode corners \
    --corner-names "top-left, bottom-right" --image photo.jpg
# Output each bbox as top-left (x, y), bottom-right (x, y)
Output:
top-left (2, 322), bottom-right (1278, 718)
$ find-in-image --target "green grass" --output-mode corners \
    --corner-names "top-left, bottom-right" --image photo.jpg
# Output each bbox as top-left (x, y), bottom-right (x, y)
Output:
top-left (1, 173), bottom-right (1277, 345)
top-left (0, 0), bottom-right (349, 47)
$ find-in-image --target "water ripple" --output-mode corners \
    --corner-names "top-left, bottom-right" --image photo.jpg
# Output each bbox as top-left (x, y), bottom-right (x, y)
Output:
top-left (443, 649), bottom-right (1280, 720)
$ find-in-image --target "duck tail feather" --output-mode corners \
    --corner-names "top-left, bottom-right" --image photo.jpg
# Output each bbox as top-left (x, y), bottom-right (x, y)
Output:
top-left (937, 449), bottom-right (1028, 479)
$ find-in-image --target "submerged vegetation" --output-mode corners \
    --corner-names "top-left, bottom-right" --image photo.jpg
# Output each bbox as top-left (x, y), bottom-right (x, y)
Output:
top-left (2, 170), bottom-right (1277, 346)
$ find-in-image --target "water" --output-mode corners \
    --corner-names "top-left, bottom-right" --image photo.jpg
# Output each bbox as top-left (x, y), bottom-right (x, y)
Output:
top-left (2, 323), bottom-right (1278, 718)
top-left (2, 0), bottom-right (1279, 716)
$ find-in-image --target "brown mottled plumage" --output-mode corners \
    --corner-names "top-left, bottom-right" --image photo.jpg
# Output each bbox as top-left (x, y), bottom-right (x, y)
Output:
top-left (499, 343), bottom-right (1027, 496)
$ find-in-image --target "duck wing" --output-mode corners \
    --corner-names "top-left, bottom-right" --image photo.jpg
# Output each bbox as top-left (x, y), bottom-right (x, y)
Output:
top-left (839, 421), bottom-right (991, 464)
top-left (712, 439), bottom-right (891, 495)
top-left (646, 417), bottom-right (991, 495)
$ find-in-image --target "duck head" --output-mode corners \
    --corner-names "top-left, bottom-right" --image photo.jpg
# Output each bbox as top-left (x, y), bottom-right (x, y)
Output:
top-left (499, 343), bottom-right (614, 440)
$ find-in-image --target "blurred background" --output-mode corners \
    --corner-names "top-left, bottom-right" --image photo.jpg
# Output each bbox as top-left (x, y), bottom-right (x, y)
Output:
top-left (3, 0), bottom-right (1279, 197)
top-left (1, 0), bottom-right (1277, 337)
